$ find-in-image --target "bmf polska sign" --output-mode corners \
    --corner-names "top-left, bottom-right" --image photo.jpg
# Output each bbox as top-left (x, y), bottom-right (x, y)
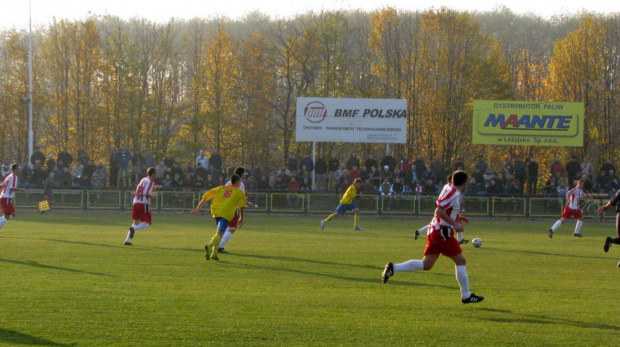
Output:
top-left (296, 97), bottom-right (407, 144)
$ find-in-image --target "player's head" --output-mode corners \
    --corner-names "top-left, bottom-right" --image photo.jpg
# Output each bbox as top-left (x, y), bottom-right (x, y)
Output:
top-left (230, 174), bottom-right (241, 187)
top-left (234, 167), bottom-right (245, 178)
top-left (452, 170), bottom-right (468, 190)
top-left (576, 178), bottom-right (584, 188)
top-left (353, 178), bottom-right (362, 187)
top-left (147, 167), bottom-right (157, 178)
top-left (11, 164), bottom-right (20, 174)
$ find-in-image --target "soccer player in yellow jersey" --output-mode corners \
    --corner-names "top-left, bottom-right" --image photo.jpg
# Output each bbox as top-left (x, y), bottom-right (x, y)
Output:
top-left (321, 178), bottom-right (364, 231)
top-left (191, 174), bottom-right (246, 261)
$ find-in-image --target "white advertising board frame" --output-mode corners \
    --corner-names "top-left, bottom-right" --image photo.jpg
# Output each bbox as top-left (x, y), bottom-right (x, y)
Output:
top-left (295, 97), bottom-right (407, 144)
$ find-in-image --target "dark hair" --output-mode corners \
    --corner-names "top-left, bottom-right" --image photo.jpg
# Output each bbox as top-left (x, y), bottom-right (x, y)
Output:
top-left (230, 174), bottom-right (241, 185)
top-left (11, 164), bottom-right (19, 171)
top-left (147, 167), bottom-right (157, 177)
top-left (452, 170), bottom-right (468, 186)
top-left (234, 166), bottom-right (245, 177)
top-left (353, 178), bottom-right (362, 184)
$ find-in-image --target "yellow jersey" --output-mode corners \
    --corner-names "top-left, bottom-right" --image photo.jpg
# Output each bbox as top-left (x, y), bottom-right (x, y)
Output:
top-left (202, 186), bottom-right (247, 221)
top-left (340, 184), bottom-right (358, 204)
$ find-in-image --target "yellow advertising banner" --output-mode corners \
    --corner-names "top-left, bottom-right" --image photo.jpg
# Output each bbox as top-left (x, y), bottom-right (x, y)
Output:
top-left (472, 100), bottom-right (584, 147)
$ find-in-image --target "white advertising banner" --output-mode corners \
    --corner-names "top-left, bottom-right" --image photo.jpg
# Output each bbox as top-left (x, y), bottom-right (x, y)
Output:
top-left (296, 97), bottom-right (407, 143)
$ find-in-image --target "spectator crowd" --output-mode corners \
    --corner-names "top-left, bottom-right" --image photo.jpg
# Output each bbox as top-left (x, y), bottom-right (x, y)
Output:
top-left (3, 147), bottom-right (619, 198)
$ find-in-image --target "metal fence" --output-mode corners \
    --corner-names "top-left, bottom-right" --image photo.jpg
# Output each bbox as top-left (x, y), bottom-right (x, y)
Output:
top-left (13, 188), bottom-right (617, 219)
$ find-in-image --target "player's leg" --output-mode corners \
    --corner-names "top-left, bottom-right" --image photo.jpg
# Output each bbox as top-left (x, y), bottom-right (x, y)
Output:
top-left (353, 208), bottom-right (362, 231)
top-left (573, 217), bottom-right (584, 237)
top-left (0, 211), bottom-right (12, 236)
top-left (604, 213), bottom-right (620, 252)
top-left (206, 218), bottom-right (228, 261)
top-left (382, 254), bottom-right (438, 283)
top-left (218, 227), bottom-right (236, 253)
top-left (124, 219), bottom-right (140, 245)
top-left (457, 231), bottom-right (469, 244)
top-left (549, 217), bottom-right (566, 238)
top-left (0, 213), bottom-right (10, 230)
top-left (450, 253), bottom-right (484, 304)
top-left (321, 206), bottom-right (342, 229)
top-left (414, 224), bottom-right (428, 240)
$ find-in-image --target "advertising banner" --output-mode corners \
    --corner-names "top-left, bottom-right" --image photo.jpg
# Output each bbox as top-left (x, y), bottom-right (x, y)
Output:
top-left (472, 100), bottom-right (584, 147)
top-left (296, 97), bottom-right (407, 143)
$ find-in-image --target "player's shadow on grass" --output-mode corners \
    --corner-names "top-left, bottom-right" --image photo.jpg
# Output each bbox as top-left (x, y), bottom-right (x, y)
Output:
top-left (498, 247), bottom-right (609, 260)
top-left (474, 308), bottom-right (620, 331)
top-left (0, 258), bottom-right (112, 277)
top-left (224, 252), bottom-right (379, 270)
top-left (42, 238), bottom-right (151, 252)
top-left (221, 256), bottom-right (455, 289)
top-left (0, 327), bottom-right (74, 346)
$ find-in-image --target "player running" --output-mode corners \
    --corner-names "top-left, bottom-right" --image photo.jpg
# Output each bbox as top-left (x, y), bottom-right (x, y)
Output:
top-left (124, 167), bottom-right (158, 245)
top-left (382, 170), bottom-right (484, 304)
top-left (414, 173), bottom-right (469, 244)
top-left (598, 190), bottom-right (620, 267)
top-left (548, 179), bottom-right (592, 238)
top-left (321, 178), bottom-right (364, 231)
top-left (0, 164), bottom-right (26, 236)
top-left (191, 175), bottom-right (246, 261)
top-left (218, 167), bottom-right (254, 254)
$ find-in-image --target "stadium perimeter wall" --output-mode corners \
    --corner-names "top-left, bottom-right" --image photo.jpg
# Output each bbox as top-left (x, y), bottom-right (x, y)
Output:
top-left (14, 188), bottom-right (616, 220)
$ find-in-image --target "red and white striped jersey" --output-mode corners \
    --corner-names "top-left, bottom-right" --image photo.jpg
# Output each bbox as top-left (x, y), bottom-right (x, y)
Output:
top-left (133, 177), bottom-right (155, 205)
top-left (567, 187), bottom-right (587, 210)
top-left (0, 173), bottom-right (18, 199)
top-left (430, 184), bottom-right (462, 231)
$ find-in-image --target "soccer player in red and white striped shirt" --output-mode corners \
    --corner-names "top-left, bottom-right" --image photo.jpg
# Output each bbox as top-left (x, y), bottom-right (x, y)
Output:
top-left (548, 179), bottom-right (592, 238)
top-left (0, 164), bottom-right (26, 235)
top-left (124, 167), bottom-right (158, 245)
top-left (382, 170), bottom-right (484, 304)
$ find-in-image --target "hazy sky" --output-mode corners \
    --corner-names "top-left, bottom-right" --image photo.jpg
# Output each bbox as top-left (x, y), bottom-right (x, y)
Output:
top-left (2, 0), bottom-right (619, 30)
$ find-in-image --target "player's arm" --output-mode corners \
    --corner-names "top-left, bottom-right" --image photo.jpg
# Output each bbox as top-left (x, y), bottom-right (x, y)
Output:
top-left (238, 207), bottom-right (245, 228)
top-left (14, 187), bottom-right (26, 193)
top-left (191, 198), bottom-right (208, 215)
top-left (191, 189), bottom-right (215, 215)
top-left (597, 190), bottom-right (619, 213)
top-left (435, 206), bottom-right (463, 232)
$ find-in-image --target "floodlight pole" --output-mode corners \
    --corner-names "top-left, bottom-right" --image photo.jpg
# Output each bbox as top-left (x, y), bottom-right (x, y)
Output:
top-left (312, 141), bottom-right (316, 190)
top-left (27, 0), bottom-right (34, 164)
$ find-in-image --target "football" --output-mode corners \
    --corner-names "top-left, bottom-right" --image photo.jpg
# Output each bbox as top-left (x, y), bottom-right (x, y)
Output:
top-left (472, 238), bottom-right (482, 248)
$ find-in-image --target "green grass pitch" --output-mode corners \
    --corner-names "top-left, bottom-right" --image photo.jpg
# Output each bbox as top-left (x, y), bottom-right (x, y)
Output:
top-left (1, 212), bottom-right (619, 346)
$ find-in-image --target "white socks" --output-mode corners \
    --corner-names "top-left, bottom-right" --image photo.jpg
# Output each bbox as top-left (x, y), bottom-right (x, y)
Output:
top-left (456, 265), bottom-right (471, 300)
top-left (418, 225), bottom-right (428, 234)
top-left (219, 230), bottom-right (234, 247)
top-left (574, 220), bottom-right (583, 235)
top-left (394, 260), bottom-right (424, 272)
top-left (0, 217), bottom-right (7, 229)
top-left (551, 220), bottom-right (563, 232)
top-left (457, 232), bottom-right (464, 242)
top-left (125, 223), bottom-right (150, 242)
top-left (133, 223), bottom-right (150, 231)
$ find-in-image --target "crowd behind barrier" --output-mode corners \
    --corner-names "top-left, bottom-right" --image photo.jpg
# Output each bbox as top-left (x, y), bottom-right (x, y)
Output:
top-left (6, 147), bottom-right (620, 202)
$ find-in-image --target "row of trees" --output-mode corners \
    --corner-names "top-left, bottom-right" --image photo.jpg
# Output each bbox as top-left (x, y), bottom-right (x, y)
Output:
top-left (1, 8), bottom-right (619, 173)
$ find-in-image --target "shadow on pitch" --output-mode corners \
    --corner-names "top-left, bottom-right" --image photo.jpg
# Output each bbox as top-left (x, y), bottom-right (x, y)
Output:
top-left (219, 256), bottom-right (455, 289)
top-left (0, 258), bottom-right (112, 277)
top-left (497, 247), bottom-right (609, 260)
top-left (474, 307), bottom-right (620, 331)
top-left (0, 327), bottom-right (73, 346)
top-left (42, 238), bottom-right (151, 252)
top-left (224, 252), bottom-right (379, 270)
